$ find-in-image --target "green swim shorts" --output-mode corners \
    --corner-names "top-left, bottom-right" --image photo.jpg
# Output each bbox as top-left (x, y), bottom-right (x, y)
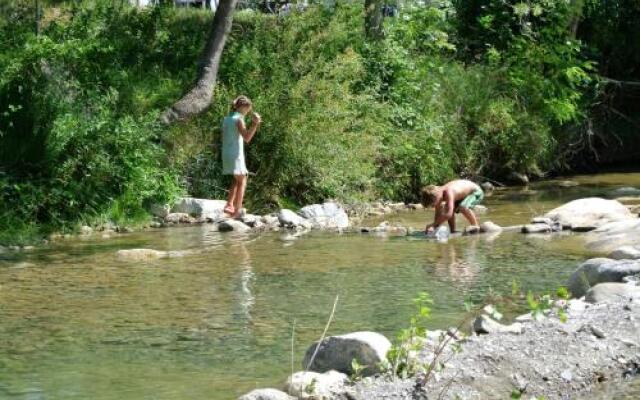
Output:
top-left (454, 188), bottom-right (484, 213)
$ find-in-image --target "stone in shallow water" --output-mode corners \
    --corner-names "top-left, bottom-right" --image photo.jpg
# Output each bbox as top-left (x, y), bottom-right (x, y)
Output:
top-left (586, 219), bottom-right (640, 253)
top-left (277, 209), bottom-right (311, 229)
top-left (521, 224), bottom-right (551, 234)
top-left (218, 219), bottom-right (251, 233)
top-left (299, 202), bottom-right (349, 229)
top-left (542, 197), bottom-right (633, 231)
top-left (302, 331), bottom-right (391, 377)
top-left (480, 221), bottom-right (502, 233)
top-left (608, 246), bottom-right (640, 260)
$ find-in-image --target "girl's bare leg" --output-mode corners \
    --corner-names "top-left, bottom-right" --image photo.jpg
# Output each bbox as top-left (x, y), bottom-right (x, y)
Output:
top-left (225, 179), bottom-right (238, 214)
top-left (232, 175), bottom-right (247, 217)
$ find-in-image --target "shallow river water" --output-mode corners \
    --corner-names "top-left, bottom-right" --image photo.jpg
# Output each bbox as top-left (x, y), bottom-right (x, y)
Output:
top-left (1, 173), bottom-right (640, 399)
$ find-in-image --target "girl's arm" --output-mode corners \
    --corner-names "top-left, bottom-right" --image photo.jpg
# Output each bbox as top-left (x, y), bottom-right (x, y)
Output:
top-left (236, 114), bottom-right (262, 143)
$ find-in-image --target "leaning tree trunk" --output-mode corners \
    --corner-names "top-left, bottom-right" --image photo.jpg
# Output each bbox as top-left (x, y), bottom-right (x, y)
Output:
top-left (364, 0), bottom-right (384, 40)
top-left (161, 0), bottom-right (238, 124)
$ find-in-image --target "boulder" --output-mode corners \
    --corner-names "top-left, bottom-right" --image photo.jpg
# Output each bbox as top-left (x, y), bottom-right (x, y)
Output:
top-left (238, 389), bottom-right (295, 400)
top-left (585, 219), bottom-right (640, 253)
top-left (299, 202), bottom-right (349, 229)
top-left (567, 258), bottom-right (640, 298)
top-left (302, 331), bottom-right (391, 377)
top-left (507, 171), bottom-right (529, 185)
top-left (284, 370), bottom-right (348, 399)
top-left (472, 315), bottom-right (523, 335)
top-left (609, 246), bottom-right (640, 260)
top-left (584, 283), bottom-right (640, 304)
top-left (278, 209), bottom-right (311, 229)
top-left (480, 221), bottom-right (502, 233)
top-left (171, 198), bottom-right (226, 219)
top-left (149, 203), bottom-right (171, 218)
top-left (480, 182), bottom-right (495, 192)
top-left (218, 219), bottom-right (251, 233)
top-left (542, 198), bottom-right (633, 231)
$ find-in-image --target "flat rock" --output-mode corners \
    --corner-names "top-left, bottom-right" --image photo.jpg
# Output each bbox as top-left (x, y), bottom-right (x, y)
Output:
top-left (171, 198), bottom-right (226, 219)
top-left (586, 219), bottom-right (640, 253)
top-left (302, 331), bottom-right (391, 377)
top-left (218, 219), bottom-right (251, 233)
top-left (480, 221), bottom-right (502, 233)
top-left (567, 258), bottom-right (640, 298)
top-left (472, 315), bottom-right (523, 334)
top-left (299, 202), bottom-right (349, 229)
top-left (610, 187), bottom-right (640, 196)
top-left (609, 246), bottom-right (640, 260)
top-left (284, 370), bottom-right (348, 399)
top-left (542, 198), bottom-right (633, 231)
top-left (116, 248), bottom-right (167, 261)
top-left (238, 388), bottom-right (295, 400)
top-left (584, 283), bottom-right (640, 304)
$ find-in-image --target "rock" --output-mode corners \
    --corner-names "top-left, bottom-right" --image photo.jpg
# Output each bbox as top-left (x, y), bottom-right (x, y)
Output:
top-left (218, 219), bottom-right (251, 233)
top-left (164, 213), bottom-right (192, 224)
top-left (238, 388), bottom-right (295, 400)
top-left (472, 315), bottom-right (523, 334)
top-left (262, 214), bottom-right (281, 227)
top-left (531, 217), bottom-right (553, 225)
top-left (584, 283), bottom-right (640, 304)
top-left (557, 180), bottom-right (579, 188)
top-left (473, 205), bottom-right (488, 214)
top-left (278, 209), bottom-right (311, 229)
top-left (480, 182), bottom-right (495, 192)
top-left (609, 246), bottom-right (640, 260)
top-left (521, 224), bottom-right (551, 234)
top-left (116, 249), bottom-right (167, 261)
top-left (241, 214), bottom-right (261, 227)
top-left (507, 171), bottom-right (529, 185)
top-left (171, 198), bottom-right (227, 218)
top-left (480, 221), bottom-right (502, 233)
top-left (567, 258), bottom-right (640, 298)
top-left (149, 203), bottom-right (171, 218)
top-left (302, 331), bottom-right (391, 377)
top-left (464, 225), bottom-right (481, 235)
top-left (611, 187), bottom-right (640, 196)
top-left (299, 202), bottom-right (349, 229)
top-left (407, 203), bottom-right (424, 210)
top-left (542, 198), bottom-right (633, 231)
top-left (586, 219), bottom-right (640, 253)
top-left (284, 370), bottom-right (348, 399)
top-left (79, 225), bottom-right (93, 235)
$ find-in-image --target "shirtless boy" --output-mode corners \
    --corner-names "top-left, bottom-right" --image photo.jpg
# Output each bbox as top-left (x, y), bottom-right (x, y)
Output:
top-left (421, 179), bottom-right (484, 234)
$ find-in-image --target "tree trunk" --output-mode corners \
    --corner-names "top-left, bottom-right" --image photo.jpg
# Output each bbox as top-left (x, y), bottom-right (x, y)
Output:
top-left (364, 0), bottom-right (384, 40)
top-left (161, 0), bottom-right (238, 124)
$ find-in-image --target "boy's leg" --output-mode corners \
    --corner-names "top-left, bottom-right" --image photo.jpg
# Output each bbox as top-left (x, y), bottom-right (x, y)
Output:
top-left (447, 215), bottom-right (456, 232)
top-left (459, 207), bottom-right (479, 227)
top-left (233, 175), bottom-right (248, 216)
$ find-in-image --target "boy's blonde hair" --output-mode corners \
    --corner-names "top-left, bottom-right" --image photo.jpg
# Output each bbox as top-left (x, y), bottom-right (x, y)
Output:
top-left (231, 95), bottom-right (252, 111)
top-left (420, 185), bottom-right (439, 207)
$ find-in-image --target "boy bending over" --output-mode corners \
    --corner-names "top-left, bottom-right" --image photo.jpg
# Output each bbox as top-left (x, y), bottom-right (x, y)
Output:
top-left (421, 179), bottom-right (484, 234)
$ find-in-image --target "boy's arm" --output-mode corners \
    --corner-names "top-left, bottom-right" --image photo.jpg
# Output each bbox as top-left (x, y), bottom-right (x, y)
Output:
top-left (426, 189), bottom-right (455, 231)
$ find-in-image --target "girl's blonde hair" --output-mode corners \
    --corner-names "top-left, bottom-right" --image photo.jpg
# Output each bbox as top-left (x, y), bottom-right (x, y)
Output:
top-left (231, 95), bottom-right (252, 111)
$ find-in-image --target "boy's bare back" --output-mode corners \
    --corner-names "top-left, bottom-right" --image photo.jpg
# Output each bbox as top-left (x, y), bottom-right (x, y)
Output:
top-left (441, 179), bottom-right (481, 202)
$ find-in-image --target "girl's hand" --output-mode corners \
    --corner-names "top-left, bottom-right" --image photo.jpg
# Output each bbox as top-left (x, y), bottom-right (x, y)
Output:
top-left (252, 112), bottom-right (262, 124)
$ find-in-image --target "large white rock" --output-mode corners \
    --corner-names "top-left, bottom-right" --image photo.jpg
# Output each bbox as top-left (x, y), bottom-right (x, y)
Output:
top-left (284, 370), bottom-right (348, 399)
top-left (238, 388), bottom-right (295, 400)
top-left (567, 258), bottom-right (640, 298)
top-left (299, 202), bottom-right (349, 229)
top-left (609, 246), bottom-right (640, 260)
top-left (472, 315), bottom-right (523, 334)
top-left (302, 331), bottom-right (391, 377)
top-left (171, 198), bottom-right (226, 218)
top-left (585, 219), bottom-right (640, 253)
top-left (542, 198), bottom-right (633, 231)
top-left (584, 283), bottom-right (640, 304)
top-left (278, 209), bottom-right (311, 229)
top-left (480, 221), bottom-right (502, 233)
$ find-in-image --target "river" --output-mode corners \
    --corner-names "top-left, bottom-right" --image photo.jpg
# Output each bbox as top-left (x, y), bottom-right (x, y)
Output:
top-left (1, 172), bottom-right (639, 399)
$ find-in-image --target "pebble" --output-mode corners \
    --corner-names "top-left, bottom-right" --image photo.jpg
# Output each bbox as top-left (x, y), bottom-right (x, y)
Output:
top-left (590, 325), bottom-right (606, 339)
